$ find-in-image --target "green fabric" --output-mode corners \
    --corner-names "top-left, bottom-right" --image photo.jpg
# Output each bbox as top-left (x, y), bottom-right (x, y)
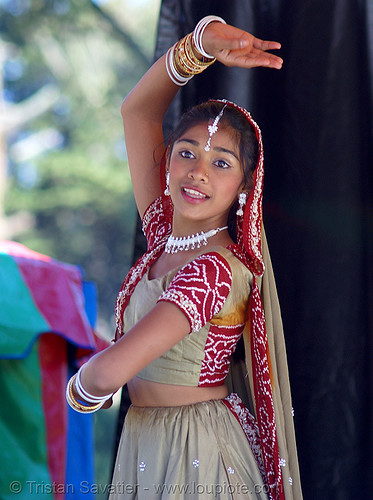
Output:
top-left (0, 254), bottom-right (49, 358)
top-left (0, 343), bottom-right (52, 499)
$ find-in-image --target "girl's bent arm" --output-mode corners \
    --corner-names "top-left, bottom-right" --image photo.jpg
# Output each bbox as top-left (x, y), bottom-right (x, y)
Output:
top-left (79, 301), bottom-right (190, 396)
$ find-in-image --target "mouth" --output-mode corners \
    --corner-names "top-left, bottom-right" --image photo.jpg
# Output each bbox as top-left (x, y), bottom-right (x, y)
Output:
top-left (182, 187), bottom-right (209, 200)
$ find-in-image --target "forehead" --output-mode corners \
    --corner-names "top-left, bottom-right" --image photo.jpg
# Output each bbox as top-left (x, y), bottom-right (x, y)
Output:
top-left (177, 123), bottom-right (239, 149)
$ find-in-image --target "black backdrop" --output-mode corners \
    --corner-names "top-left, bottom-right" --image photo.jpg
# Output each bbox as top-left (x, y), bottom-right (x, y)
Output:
top-left (114, 1), bottom-right (373, 498)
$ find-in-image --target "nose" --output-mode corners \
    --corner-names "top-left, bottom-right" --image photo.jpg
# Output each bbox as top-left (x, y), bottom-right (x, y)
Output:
top-left (188, 160), bottom-right (209, 183)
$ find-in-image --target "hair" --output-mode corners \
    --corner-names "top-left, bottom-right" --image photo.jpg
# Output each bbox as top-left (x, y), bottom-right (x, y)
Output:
top-left (167, 100), bottom-right (260, 241)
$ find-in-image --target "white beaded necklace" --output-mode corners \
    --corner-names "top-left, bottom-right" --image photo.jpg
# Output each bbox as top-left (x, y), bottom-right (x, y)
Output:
top-left (165, 226), bottom-right (228, 254)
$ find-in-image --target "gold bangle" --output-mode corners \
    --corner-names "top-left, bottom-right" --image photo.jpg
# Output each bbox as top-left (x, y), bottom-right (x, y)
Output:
top-left (66, 375), bottom-right (103, 413)
top-left (181, 34), bottom-right (213, 70)
top-left (186, 34), bottom-right (215, 66)
top-left (172, 32), bottom-right (216, 79)
top-left (173, 44), bottom-right (194, 76)
top-left (174, 38), bottom-right (203, 75)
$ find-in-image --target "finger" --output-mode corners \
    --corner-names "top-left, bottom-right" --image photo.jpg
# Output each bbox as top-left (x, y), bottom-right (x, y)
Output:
top-left (235, 32), bottom-right (281, 52)
top-left (246, 53), bottom-right (283, 69)
top-left (210, 34), bottom-right (253, 53)
top-left (252, 37), bottom-right (282, 51)
top-left (247, 49), bottom-right (283, 67)
top-left (232, 42), bottom-right (283, 67)
top-left (220, 50), bottom-right (283, 69)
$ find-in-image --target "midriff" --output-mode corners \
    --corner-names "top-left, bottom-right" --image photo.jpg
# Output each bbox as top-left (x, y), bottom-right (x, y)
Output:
top-left (128, 376), bottom-right (228, 407)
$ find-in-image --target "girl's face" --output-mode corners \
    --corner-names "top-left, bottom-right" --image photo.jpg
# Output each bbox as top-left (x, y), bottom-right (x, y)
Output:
top-left (168, 123), bottom-right (244, 231)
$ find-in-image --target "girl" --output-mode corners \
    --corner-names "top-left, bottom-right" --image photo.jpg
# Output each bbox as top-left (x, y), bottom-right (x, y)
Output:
top-left (67, 16), bottom-right (302, 500)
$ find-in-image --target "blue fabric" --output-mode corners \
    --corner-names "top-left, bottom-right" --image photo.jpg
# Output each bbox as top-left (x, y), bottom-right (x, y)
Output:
top-left (82, 281), bottom-right (97, 328)
top-left (66, 369), bottom-right (95, 500)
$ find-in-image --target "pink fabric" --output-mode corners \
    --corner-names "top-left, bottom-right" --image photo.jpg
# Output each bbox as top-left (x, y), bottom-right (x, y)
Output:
top-left (38, 334), bottom-right (67, 499)
top-left (1, 241), bottom-right (96, 351)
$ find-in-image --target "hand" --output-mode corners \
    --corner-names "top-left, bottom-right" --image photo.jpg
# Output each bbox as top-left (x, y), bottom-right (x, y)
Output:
top-left (203, 22), bottom-right (283, 70)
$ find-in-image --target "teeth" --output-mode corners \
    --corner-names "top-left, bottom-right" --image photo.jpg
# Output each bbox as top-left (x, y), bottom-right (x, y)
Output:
top-left (183, 188), bottom-right (207, 199)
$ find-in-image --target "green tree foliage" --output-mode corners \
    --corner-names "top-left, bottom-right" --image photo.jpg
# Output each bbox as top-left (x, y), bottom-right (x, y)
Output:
top-left (1, 0), bottom-right (159, 333)
top-left (2, 1), bottom-right (160, 495)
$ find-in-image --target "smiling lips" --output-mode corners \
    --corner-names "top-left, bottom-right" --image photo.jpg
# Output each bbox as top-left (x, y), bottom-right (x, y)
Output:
top-left (182, 187), bottom-right (209, 200)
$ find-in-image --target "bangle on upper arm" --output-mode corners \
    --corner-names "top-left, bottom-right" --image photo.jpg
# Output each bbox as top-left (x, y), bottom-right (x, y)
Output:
top-left (165, 15), bottom-right (226, 86)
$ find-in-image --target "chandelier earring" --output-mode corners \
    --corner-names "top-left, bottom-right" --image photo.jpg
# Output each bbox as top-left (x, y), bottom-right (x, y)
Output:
top-left (236, 192), bottom-right (247, 217)
top-left (164, 171), bottom-right (170, 196)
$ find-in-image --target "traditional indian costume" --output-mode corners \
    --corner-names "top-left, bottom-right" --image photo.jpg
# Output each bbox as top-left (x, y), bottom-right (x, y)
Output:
top-left (111, 101), bottom-right (302, 500)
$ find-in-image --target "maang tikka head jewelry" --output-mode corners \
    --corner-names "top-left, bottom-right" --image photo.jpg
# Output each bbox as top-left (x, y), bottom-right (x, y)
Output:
top-left (204, 104), bottom-right (227, 152)
top-left (164, 171), bottom-right (170, 196)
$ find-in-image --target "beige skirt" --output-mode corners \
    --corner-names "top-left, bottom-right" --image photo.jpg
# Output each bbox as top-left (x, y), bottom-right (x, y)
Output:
top-left (109, 394), bottom-right (269, 499)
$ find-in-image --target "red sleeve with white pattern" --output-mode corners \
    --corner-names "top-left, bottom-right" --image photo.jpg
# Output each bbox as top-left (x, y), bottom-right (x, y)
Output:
top-left (141, 196), bottom-right (172, 249)
top-left (157, 252), bottom-right (232, 333)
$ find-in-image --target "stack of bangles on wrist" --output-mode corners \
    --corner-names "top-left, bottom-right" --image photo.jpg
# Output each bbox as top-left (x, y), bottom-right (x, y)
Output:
top-left (166, 15), bottom-right (226, 86)
top-left (66, 366), bottom-right (113, 414)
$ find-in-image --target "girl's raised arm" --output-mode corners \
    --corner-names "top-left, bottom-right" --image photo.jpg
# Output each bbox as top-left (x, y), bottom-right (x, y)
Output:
top-left (120, 54), bottom-right (179, 218)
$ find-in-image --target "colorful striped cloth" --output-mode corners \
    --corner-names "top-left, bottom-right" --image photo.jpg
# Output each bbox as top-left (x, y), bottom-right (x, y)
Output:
top-left (0, 242), bottom-right (108, 499)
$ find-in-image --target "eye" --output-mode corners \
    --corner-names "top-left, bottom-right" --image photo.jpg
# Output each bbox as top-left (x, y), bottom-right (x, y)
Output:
top-left (214, 159), bottom-right (231, 169)
top-left (179, 150), bottom-right (195, 159)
